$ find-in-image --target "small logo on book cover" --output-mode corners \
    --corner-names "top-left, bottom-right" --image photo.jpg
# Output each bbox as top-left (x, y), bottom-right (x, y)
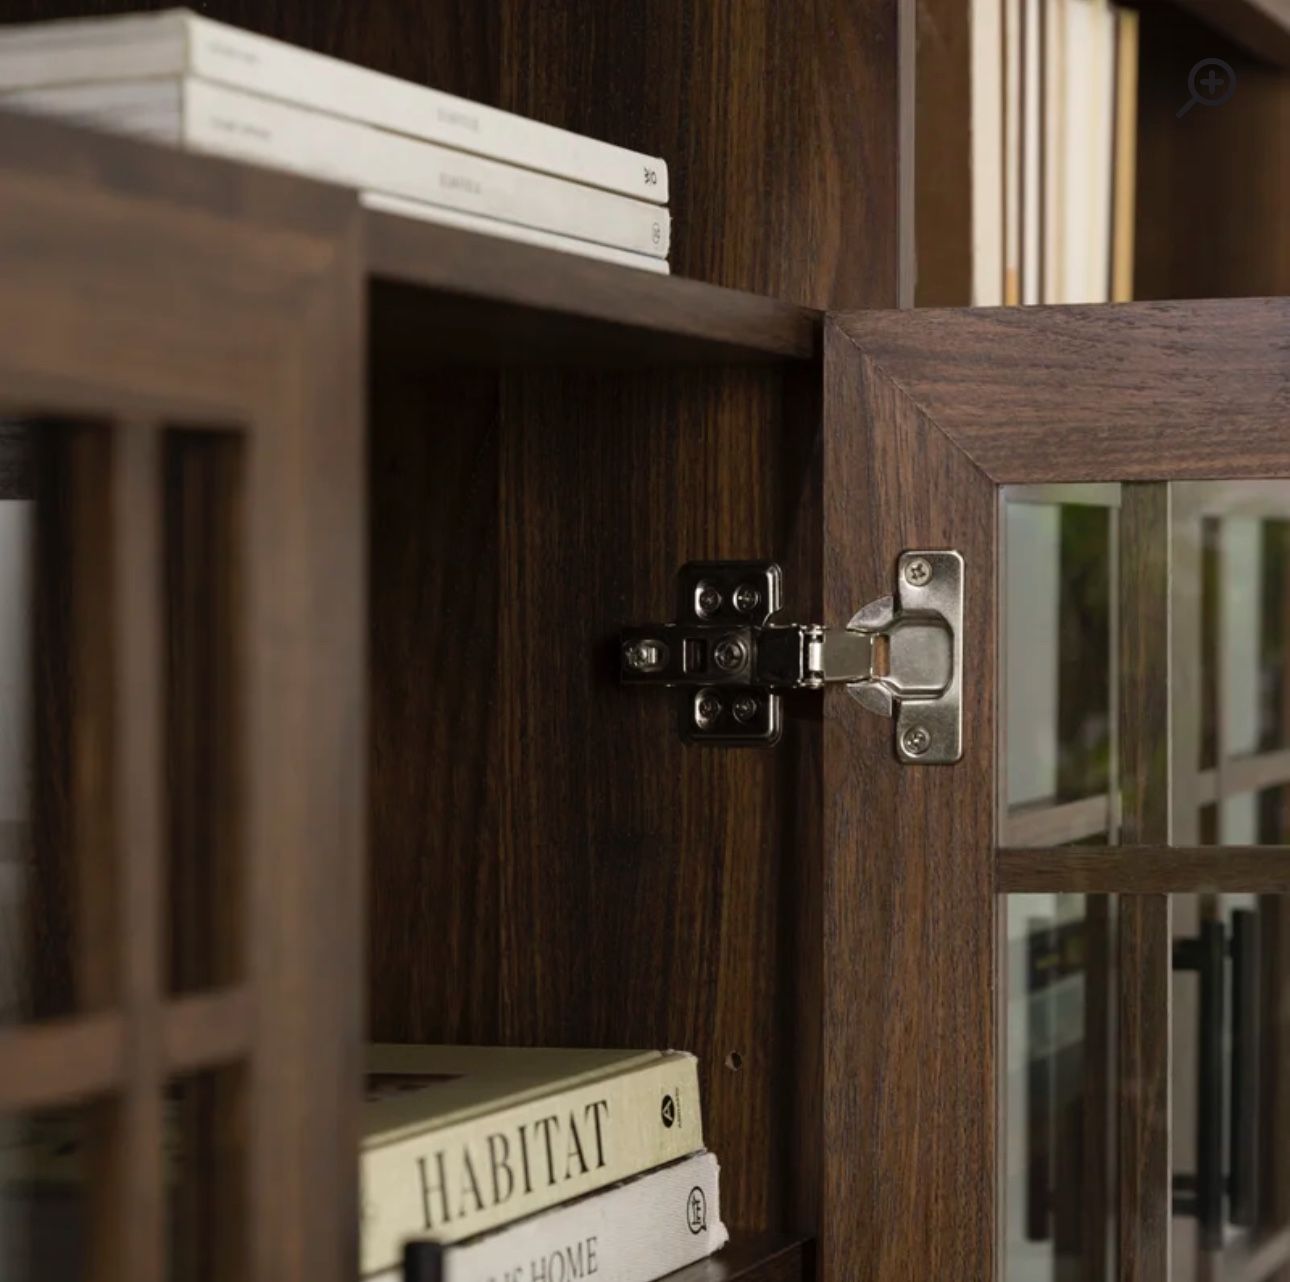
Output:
top-left (660, 1093), bottom-right (677, 1128)
top-left (687, 1186), bottom-right (707, 1234)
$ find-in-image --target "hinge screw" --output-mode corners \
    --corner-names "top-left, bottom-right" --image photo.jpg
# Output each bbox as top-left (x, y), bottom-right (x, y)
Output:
top-left (732, 695), bottom-right (759, 724)
top-left (732, 583), bottom-right (761, 613)
top-left (901, 725), bottom-right (931, 756)
top-left (713, 637), bottom-right (748, 672)
top-left (696, 583), bottom-right (723, 617)
top-left (623, 638), bottom-right (665, 672)
top-left (903, 557), bottom-right (933, 588)
top-left (695, 693), bottom-right (723, 729)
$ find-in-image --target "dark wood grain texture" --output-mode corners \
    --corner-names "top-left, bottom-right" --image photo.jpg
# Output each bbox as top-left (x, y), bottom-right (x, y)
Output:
top-left (356, 0), bottom-right (903, 1268)
top-left (822, 317), bottom-right (996, 1279)
top-left (368, 216), bottom-right (819, 365)
top-left (833, 300), bottom-right (1290, 483)
top-left (104, 425), bottom-right (165, 1282)
top-left (0, 110), bottom-right (365, 1282)
top-left (914, 0), bottom-right (973, 306)
top-left (667, 1235), bottom-right (809, 1282)
top-left (1129, 0), bottom-right (1290, 72)
top-left (1133, 6), bottom-right (1290, 299)
top-left (1118, 483), bottom-right (1172, 1282)
top-left (999, 847), bottom-right (1290, 891)
top-left (368, 357), bottom-right (823, 1237)
top-left (1, 0), bottom-right (901, 310)
top-left (0, 3), bottom-right (911, 1276)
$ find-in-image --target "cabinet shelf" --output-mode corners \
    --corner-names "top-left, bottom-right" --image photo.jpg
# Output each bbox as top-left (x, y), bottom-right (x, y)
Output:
top-left (668, 1235), bottom-right (809, 1282)
top-left (366, 211), bottom-right (819, 367)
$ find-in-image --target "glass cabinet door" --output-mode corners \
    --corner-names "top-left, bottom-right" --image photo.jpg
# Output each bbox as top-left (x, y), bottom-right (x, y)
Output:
top-left (1001, 481), bottom-right (1290, 1282)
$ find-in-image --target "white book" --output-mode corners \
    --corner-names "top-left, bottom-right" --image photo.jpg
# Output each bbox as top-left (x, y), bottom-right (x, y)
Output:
top-left (360, 193), bottom-right (670, 274)
top-left (1, 78), bottom-right (670, 259)
top-left (0, 8), bottom-right (668, 204)
top-left (970, 0), bottom-right (1004, 306)
top-left (378, 1152), bottom-right (729, 1282)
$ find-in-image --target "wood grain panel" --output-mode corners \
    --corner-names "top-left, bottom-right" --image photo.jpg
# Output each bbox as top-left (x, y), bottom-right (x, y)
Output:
top-left (1118, 483), bottom-right (1171, 1282)
top-left (2, 0), bottom-right (902, 310)
top-left (914, 0), bottom-right (973, 306)
top-left (1133, 6), bottom-right (1290, 299)
top-left (368, 360), bottom-right (821, 1235)
top-left (822, 318), bottom-right (996, 1279)
top-left (832, 300), bottom-right (1290, 483)
top-left (367, 218), bottom-right (818, 365)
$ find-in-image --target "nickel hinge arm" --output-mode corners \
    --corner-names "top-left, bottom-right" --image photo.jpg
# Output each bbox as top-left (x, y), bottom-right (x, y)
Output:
top-left (620, 551), bottom-right (963, 761)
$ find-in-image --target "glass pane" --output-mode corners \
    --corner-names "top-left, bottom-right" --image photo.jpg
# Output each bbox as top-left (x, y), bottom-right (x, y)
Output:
top-left (0, 492), bottom-right (31, 1027)
top-left (1173, 482), bottom-right (1290, 846)
top-left (1170, 891), bottom-right (1289, 1279)
top-left (1170, 482), bottom-right (1290, 1278)
top-left (1001, 485), bottom-right (1119, 847)
top-left (1004, 893), bottom-right (1115, 1281)
top-left (0, 1103), bottom-right (94, 1280)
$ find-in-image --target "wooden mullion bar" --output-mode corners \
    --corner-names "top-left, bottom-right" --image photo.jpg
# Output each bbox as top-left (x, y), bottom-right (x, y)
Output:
top-left (998, 846), bottom-right (1290, 892)
top-left (94, 424), bottom-right (165, 1282)
top-left (0, 1012), bottom-right (125, 1108)
top-left (1118, 482), bottom-right (1172, 1282)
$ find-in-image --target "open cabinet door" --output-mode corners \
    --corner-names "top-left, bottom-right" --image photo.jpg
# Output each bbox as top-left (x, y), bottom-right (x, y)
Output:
top-left (0, 115), bottom-right (364, 1282)
top-left (822, 299), bottom-right (1290, 1282)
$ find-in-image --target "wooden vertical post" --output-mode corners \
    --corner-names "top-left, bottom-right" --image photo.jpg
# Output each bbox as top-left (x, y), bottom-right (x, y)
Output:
top-left (1118, 482), bottom-right (1172, 1282)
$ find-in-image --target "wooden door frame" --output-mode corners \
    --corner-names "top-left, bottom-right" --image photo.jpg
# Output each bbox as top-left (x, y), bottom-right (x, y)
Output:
top-left (822, 297), bottom-right (1290, 1282)
top-left (0, 113), bottom-right (364, 1282)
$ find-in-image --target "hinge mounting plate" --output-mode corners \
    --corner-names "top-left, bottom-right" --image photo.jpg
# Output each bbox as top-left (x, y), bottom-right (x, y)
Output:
top-left (620, 551), bottom-right (963, 761)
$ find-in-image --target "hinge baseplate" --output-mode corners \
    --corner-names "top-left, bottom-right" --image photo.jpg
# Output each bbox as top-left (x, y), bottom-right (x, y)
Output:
top-left (620, 551), bottom-right (963, 761)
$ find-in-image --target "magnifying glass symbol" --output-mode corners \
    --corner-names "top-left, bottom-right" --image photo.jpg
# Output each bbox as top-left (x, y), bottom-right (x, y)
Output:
top-left (1178, 58), bottom-right (1237, 117)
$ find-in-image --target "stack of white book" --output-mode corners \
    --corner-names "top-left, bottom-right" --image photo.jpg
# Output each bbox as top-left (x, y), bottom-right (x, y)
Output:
top-left (0, 10), bottom-right (671, 274)
top-left (363, 1044), bottom-right (726, 1282)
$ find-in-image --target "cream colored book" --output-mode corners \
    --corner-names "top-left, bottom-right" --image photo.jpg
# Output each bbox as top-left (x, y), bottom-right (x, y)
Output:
top-left (0, 78), bottom-right (670, 258)
top-left (0, 9), bottom-right (668, 203)
top-left (361, 1045), bottom-right (703, 1278)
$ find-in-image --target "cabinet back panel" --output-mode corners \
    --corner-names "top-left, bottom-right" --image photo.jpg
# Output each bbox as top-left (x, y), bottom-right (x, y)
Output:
top-left (367, 362), bottom-right (822, 1234)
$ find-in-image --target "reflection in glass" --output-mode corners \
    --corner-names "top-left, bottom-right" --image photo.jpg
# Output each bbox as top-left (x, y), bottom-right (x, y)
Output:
top-left (1171, 892), bottom-right (1288, 1281)
top-left (1005, 894), bottom-right (1114, 1282)
top-left (1171, 482), bottom-right (1290, 1280)
top-left (1002, 486), bottom-right (1118, 847)
top-left (0, 473), bottom-right (31, 1025)
top-left (0, 1105), bottom-right (91, 1280)
top-left (1174, 483), bottom-right (1290, 847)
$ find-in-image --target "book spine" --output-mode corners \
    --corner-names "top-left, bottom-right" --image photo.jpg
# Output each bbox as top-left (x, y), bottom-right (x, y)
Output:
top-left (181, 79), bottom-right (670, 258)
top-left (359, 193), bottom-right (670, 274)
top-left (186, 15), bottom-right (669, 204)
top-left (389, 1153), bottom-right (727, 1282)
top-left (361, 1056), bottom-right (703, 1276)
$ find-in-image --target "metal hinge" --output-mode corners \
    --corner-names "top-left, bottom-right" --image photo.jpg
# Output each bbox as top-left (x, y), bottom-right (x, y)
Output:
top-left (620, 550), bottom-right (963, 761)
